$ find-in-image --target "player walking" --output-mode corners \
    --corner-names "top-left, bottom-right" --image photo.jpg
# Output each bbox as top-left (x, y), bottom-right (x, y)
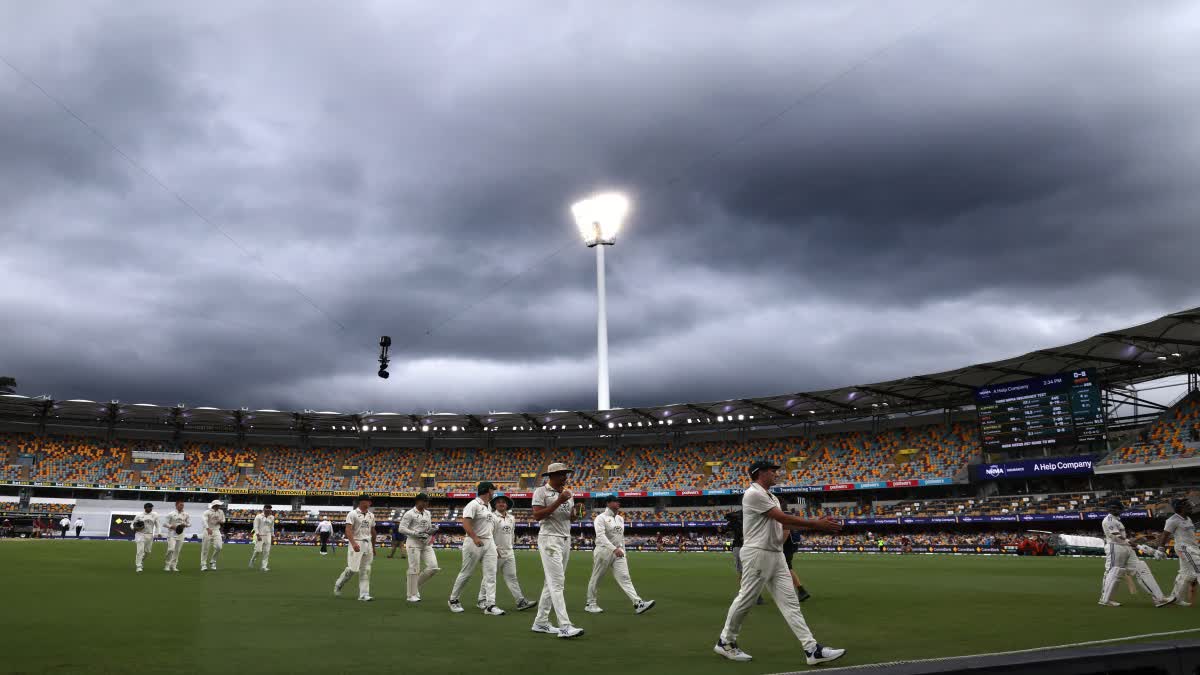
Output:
top-left (248, 505), bottom-right (275, 572)
top-left (73, 517), bottom-right (84, 538)
top-left (316, 516), bottom-right (333, 555)
top-left (163, 500), bottom-right (190, 572)
top-left (1156, 498), bottom-right (1197, 607)
top-left (132, 502), bottom-right (161, 573)
top-left (530, 463), bottom-right (584, 638)
top-left (449, 482), bottom-right (504, 615)
top-left (398, 493), bottom-right (441, 602)
top-left (59, 516), bottom-right (70, 538)
top-left (1098, 499), bottom-right (1175, 607)
top-left (491, 495), bottom-right (536, 611)
top-left (713, 460), bottom-right (845, 665)
top-left (200, 499), bottom-right (225, 571)
top-left (335, 496), bottom-right (377, 601)
top-left (585, 495), bottom-right (655, 614)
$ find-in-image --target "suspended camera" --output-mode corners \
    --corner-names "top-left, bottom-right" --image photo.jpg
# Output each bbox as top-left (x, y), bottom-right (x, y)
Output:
top-left (378, 335), bottom-right (391, 379)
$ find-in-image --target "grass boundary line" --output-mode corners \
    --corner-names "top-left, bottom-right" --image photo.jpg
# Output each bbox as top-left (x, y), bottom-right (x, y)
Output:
top-left (767, 627), bottom-right (1200, 674)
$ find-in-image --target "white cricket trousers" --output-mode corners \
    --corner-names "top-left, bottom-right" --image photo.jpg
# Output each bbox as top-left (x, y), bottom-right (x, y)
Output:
top-left (134, 533), bottom-right (154, 569)
top-left (450, 538), bottom-right (497, 606)
top-left (494, 552), bottom-right (526, 603)
top-left (1172, 545), bottom-right (1199, 601)
top-left (720, 546), bottom-right (818, 652)
top-left (587, 547), bottom-right (643, 606)
top-left (406, 542), bottom-right (441, 598)
top-left (336, 541), bottom-right (374, 598)
top-left (201, 532), bottom-right (223, 568)
top-left (534, 535), bottom-right (573, 628)
top-left (254, 534), bottom-right (272, 569)
top-left (164, 535), bottom-right (185, 570)
top-left (1100, 543), bottom-right (1167, 603)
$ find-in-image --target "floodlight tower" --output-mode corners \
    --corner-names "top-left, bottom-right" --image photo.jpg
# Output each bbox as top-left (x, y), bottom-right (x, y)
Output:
top-left (572, 192), bottom-right (629, 411)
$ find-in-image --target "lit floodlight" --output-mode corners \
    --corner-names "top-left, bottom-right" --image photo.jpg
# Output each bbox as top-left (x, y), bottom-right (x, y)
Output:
top-left (573, 192), bottom-right (629, 247)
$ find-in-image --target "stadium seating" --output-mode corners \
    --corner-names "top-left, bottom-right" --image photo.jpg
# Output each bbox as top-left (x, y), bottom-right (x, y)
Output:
top-left (137, 442), bottom-right (254, 488)
top-left (1102, 393), bottom-right (1199, 466)
top-left (345, 447), bottom-right (423, 492)
top-left (422, 447), bottom-right (543, 491)
top-left (243, 446), bottom-right (343, 492)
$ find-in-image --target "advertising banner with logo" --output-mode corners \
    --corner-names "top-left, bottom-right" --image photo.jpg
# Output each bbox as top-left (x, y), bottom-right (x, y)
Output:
top-left (975, 455), bottom-right (1096, 481)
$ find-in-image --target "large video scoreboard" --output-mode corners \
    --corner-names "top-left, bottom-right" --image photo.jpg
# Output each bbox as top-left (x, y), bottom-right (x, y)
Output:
top-left (975, 370), bottom-right (1106, 451)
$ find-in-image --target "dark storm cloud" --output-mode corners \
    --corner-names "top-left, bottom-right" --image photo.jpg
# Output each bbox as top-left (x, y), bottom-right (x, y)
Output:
top-left (2, 1), bottom-right (1199, 413)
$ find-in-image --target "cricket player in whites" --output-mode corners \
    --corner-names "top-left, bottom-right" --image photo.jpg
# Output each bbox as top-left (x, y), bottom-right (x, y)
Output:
top-left (248, 505), bottom-right (275, 572)
top-left (335, 495), bottom-right (376, 601)
top-left (163, 500), bottom-right (190, 572)
top-left (1098, 499), bottom-right (1175, 607)
top-left (530, 463), bottom-right (584, 639)
top-left (449, 482), bottom-right (504, 615)
top-left (132, 502), bottom-right (161, 573)
top-left (1156, 498), bottom-right (1198, 607)
top-left (491, 495), bottom-right (536, 611)
top-left (714, 460), bottom-right (845, 665)
top-left (399, 493), bottom-right (440, 602)
top-left (586, 495), bottom-right (655, 615)
top-left (200, 499), bottom-right (225, 571)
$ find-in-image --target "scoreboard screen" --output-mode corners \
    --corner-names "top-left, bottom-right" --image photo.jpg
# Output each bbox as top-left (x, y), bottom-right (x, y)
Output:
top-left (975, 370), bottom-right (1106, 451)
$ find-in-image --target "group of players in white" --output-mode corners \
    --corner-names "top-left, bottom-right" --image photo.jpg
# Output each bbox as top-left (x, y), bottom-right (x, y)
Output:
top-left (124, 459), bottom-right (1197, 667)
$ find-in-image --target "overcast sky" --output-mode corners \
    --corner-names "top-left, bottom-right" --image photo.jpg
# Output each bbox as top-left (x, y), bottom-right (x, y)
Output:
top-left (2, 1), bottom-right (1199, 414)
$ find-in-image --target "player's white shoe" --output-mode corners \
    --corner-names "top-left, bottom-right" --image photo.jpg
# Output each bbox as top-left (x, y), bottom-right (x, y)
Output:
top-left (558, 626), bottom-right (585, 639)
top-left (515, 598), bottom-right (537, 611)
top-left (714, 640), bottom-right (752, 662)
top-left (805, 644), bottom-right (846, 666)
top-left (476, 600), bottom-right (488, 610)
top-left (635, 600), bottom-right (656, 614)
top-left (1098, 600), bottom-right (1121, 607)
top-left (136, 567), bottom-right (143, 573)
top-left (448, 600), bottom-right (465, 613)
top-left (530, 624), bottom-right (558, 635)
top-left (358, 595), bottom-right (374, 602)
top-left (482, 605), bottom-right (506, 616)
top-left (1155, 596), bottom-right (1177, 608)
top-left (584, 604), bottom-right (604, 613)
top-left (407, 596), bottom-right (421, 603)
top-left (1176, 600), bottom-right (1193, 607)
top-left (200, 565), bottom-right (208, 572)
top-left (261, 567), bottom-right (270, 573)
top-left (334, 583), bottom-right (343, 597)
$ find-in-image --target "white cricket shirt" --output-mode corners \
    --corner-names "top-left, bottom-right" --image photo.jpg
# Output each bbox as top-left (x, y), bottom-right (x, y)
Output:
top-left (73, 518), bottom-right (84, 529)
top-left (316, 520), bottom-right (333, 534)
top-left (494, 512), bottom-right (516, 555)
top-left (741, 482), bottom-right (784, 552)
top-left (253, 513), bottom-right (275, 537)
top-left (532, 484), bottom-right (573, 538)
top-left (399, 508), bottom-right (433, 545)
top-left (1165, 514), bottom-right (1197, 549)
top-left (164, 510), bottom-right (190, 536)
top-left (1102, 514), bottom-right (1131, 547)
top-left (132, 512), bottom-right (160, 537)
top-left (462, 497), bottom-right (495, 539)
top-left (593, 508), bottom-right (625, 551)
top-left (202, 508), bottom-right (225, 535)
top-left (346, 508), bottom-right (375, 541)
top-left (60, 517), bottom-right (70, 529)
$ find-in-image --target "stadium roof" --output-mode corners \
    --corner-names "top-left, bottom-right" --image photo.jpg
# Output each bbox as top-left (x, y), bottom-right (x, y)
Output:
top-left (2, 307), bottom-right (1198, 436)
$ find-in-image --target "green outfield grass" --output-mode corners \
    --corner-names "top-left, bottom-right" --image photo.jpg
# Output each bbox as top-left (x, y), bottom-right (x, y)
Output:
top-left (1, 541), bottom-right (1196, 675)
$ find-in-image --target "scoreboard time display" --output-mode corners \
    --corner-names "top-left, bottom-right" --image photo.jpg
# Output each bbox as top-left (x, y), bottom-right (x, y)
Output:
top-left (975, 370), bottom-right (1106, 451)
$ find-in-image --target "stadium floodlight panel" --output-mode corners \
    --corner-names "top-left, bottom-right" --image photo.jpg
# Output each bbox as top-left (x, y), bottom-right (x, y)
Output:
top-left (572, 192), bottom-right (628, 247)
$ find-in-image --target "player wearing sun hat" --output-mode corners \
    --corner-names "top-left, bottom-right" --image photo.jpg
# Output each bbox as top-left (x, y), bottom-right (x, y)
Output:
top-left (200, 499), bottom-right (225, 571)
top-left (530, 462), bottom-right (584, 638)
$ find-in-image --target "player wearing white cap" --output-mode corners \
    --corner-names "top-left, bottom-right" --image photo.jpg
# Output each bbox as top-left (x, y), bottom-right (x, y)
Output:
top-left (200, 499), bottom-right (225, 571)
top-left (714, 460), bottom-right (845, 666)
top-left (248, 505), bottom-right (275, 572)
top-left (449, 482), bottom-right (504, 615)
top-left (530, 463), bottom-right (584, 639)
top-left (585, 495), bottom-right (655, 615)
top-left (1098, 499), bottom-right (1175, 607)
top-left (1156, 498), bottom-right (1197, 607)
top-left (132, 502), bottom-right (160, 572)
top-left (335, 495), bottom-right (377, 601)
top-left (399, 493), bottom-right (440, 602)
top-left (163, 500), bottom-right (190, 572)
top-left (490, 495), bottom-right (536, 611)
